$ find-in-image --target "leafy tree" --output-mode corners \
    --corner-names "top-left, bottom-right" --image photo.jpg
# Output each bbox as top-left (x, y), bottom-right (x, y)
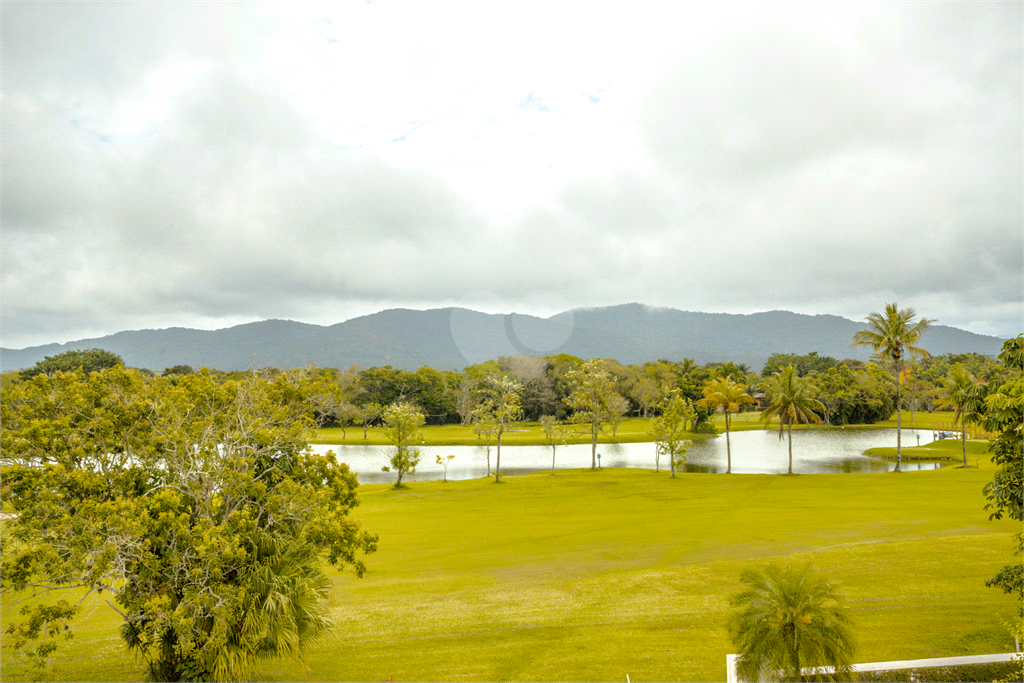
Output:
top-left (539, 415), bottom-right (568, 474)
top-left (851, 303), bottom-right (934, 471)
top-left (19, 348), bottom-right (124, 380)
top-left (981, 335), bottom-right (1023, 604)
top-left (161, 364), bottom-right (194, 376)
top-left (478, 376), bottom-right (523, 482)
top-left (471, 406), bottom-right (498, 475)
top-left (0, 367), bottom-right (377, 681)
top-left (357, 402), bottom-right (383, 439)
top-left (651, 391), bottom-right (694, 478)
top-left (760, 366), bottom-right (826, 475)
top-left (566, 359), bottom-right (619, 469)
top-left (762, 352), bottom-right (839, 378)
top-left (936, 364), bottom-right (984, 467)
top-left (380, 401), bottom-right (425, 487)
top-left (729, 564), bottom-right (856, 682)
top-left (696, 376), bottom-right (754, 474)
top-left (435, 454), bottom-right (456, 482)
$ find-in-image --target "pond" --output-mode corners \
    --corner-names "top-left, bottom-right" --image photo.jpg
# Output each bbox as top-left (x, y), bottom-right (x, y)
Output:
top-left (310, 428), bottom-right (942, 485)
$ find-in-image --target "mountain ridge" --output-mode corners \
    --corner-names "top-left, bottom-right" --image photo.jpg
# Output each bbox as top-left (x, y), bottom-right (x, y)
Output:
top-left (1, 305), bottom-right (1009, 373)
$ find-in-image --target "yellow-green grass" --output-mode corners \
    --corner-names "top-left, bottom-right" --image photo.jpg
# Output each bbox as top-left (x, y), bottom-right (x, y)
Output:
top-left (865, 438), bottom-right (992, 464)
top-left (315, 417), bottom-right (701, 447)
top-left (3, 462), bottom-right (1018, 682)
top-left (317, 412), bottom-right (964, 448)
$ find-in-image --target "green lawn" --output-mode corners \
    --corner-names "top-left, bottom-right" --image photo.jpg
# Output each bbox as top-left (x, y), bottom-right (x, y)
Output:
top-left (317, 412), bottom-right (964, 447)
top-left (865, 437), bottom-right (992, 465)
top-left (2, 459), bottom-right (1018, 682)
top-left (315, 417), bottom-right (698, 447)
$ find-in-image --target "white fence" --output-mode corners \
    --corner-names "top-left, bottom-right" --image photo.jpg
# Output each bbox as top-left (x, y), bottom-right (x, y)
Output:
top-left (726, 652), bottom-right (1020, 683)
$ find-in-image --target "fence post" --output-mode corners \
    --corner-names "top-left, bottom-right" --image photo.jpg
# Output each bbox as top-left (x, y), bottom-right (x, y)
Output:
top-left (726, 654), bottom-right (739, 683)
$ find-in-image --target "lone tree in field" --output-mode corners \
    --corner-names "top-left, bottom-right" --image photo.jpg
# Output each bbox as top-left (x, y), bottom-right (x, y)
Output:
top-left (760, 365), bottom-right (826, 475)
top-left (852, 303), bottom-right (934, 471)
top-left (729, 564), bottom-right (856, 682)
top-left (566, 359), bottom-right (619, 469)
top-left (478, 376), bottom-right (522, 482)
top-left (651, 390), bottom-right (694, 478)
top-left (696, 376), bottom-right (754, 474)
top-left (381, 401), bottom-right (425, 487)
top-left (539, 415), bottom-right (568, 474)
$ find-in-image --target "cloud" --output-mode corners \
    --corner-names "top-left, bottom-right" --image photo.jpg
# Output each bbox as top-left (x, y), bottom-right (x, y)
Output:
top-left (1, 1), bottom-right (1021, 349)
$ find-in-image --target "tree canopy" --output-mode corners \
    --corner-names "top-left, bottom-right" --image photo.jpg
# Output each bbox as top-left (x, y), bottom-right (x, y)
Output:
top-left (18, 347), bottom-right (124, 380)
top-left (0, 366), bottom-right (378, 681)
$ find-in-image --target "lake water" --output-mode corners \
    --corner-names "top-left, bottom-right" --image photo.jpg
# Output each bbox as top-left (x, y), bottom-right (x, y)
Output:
top-left (310, 428), bottom-right (942, 484)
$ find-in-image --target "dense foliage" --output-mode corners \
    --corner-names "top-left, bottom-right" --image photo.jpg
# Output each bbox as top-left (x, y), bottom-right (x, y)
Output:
top-left (18, 348), bottom-right (124, 380)
top-left (981, 335), bottom-right (1023, 603)
top-left (0, 367), bottom-right (378, 681)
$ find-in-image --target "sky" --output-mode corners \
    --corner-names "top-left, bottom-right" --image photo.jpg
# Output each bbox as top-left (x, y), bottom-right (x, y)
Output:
top-left (2, 1), bottom-right (1022, 349)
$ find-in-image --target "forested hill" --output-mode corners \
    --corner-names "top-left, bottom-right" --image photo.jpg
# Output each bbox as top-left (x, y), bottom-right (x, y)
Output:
top-left (1, 304), bottom-right (1008, 373)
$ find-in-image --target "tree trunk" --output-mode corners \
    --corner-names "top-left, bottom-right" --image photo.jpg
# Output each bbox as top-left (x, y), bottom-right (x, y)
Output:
top-left (591, 421), bottom-right (598, 469)
top-left (670, 449), bottom-right (675, 478)
top-left (655, 444), bottom-right (660, 473)
top-left (895, 380), bottom-right (903, 472)
top-left (962, 420), bottom-right (968, 467)
top-left (495, 428), bottom-right (503, 482)
top-left (725, 412), bottom-right (732, 474)
top-left (486, 444), bottom-right (491, 476)
top-left (363, 423), bottom-right (368, 439)
top-left (551, 445), bottom-right (556, 474)
top-left (788, 422), bottom-right (793, 475)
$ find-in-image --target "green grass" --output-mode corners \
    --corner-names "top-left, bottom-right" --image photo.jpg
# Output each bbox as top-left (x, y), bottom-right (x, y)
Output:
top-left (3, 460), bottom-right (1018, 682)
top-left (317, 412), bottom-right (965, 447)
top-left (315, 417), bottom-right (710, 447)
top-left (864, 437), bottom-right (992, 465)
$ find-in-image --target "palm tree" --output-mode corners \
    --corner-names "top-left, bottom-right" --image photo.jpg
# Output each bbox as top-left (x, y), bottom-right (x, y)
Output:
top-left (729, 564), bottom-right (856, 682)
top-left (851, 303), bottom-right (934, 471)
top-left (697, 376), bottom-right (754, 473)
top-left (937, 364), bottom-right (983, 468)
top-left (761, 366), bottom-right (826, 474)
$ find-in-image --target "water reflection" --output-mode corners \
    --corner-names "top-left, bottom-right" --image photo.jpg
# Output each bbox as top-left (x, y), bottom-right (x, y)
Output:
top-left (310, 428), bottom-right (941, 484)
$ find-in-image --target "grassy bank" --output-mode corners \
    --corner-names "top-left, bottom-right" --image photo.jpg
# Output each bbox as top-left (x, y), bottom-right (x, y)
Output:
top-left (2, 461), bottom-right (1017, 682)
top-left (315, 411), bottom-right (961, 446)
top-left (865, 437), bottom-right (992, 464)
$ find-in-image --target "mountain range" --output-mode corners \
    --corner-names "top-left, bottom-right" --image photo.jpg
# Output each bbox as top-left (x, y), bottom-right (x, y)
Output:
top-left (1, 304), bottom-right (1009, 373)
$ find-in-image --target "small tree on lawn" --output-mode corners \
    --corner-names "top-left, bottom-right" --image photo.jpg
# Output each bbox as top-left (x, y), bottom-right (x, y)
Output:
top-left (651, 390), bottom-right (694, 478)
top-left (539, 415), bottom-right (568, 474)
top-left (566, 359), bottom-right (619, 470)
top-left (358, 401), bottom-right (383, 439)
top-left (472, 405), bottom-right (499, 475)
top-left (435, 454), bottom-right (456, 482)
top-left (478, 376), bottom-right (522, 482)
top-left (380, 401), bottom-right (425, 487)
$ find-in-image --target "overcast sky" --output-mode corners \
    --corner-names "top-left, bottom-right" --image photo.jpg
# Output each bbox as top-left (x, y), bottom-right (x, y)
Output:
top-left (3, 1), bottom-right (1021, 349)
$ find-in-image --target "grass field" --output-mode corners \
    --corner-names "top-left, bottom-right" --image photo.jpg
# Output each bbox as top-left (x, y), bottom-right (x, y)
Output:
top-left (864, 437), bottom-right (992, 464)
top-left (315, 411), bottom-right (963, 446)
top-left (2, 456), bottom-right (1018, 682)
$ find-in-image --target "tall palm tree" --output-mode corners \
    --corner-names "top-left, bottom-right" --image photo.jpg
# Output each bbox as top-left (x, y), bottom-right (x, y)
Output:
top-left (729, 564), bottom-right (856, 682)
top-left (761, 366), bottom-right (826, 474)
top-left (697, 376), bottom-right (754, 474)
top-left (851, 303), bottom-right (934, 471)
top-left (937, 364), bottom-right (983, 468)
